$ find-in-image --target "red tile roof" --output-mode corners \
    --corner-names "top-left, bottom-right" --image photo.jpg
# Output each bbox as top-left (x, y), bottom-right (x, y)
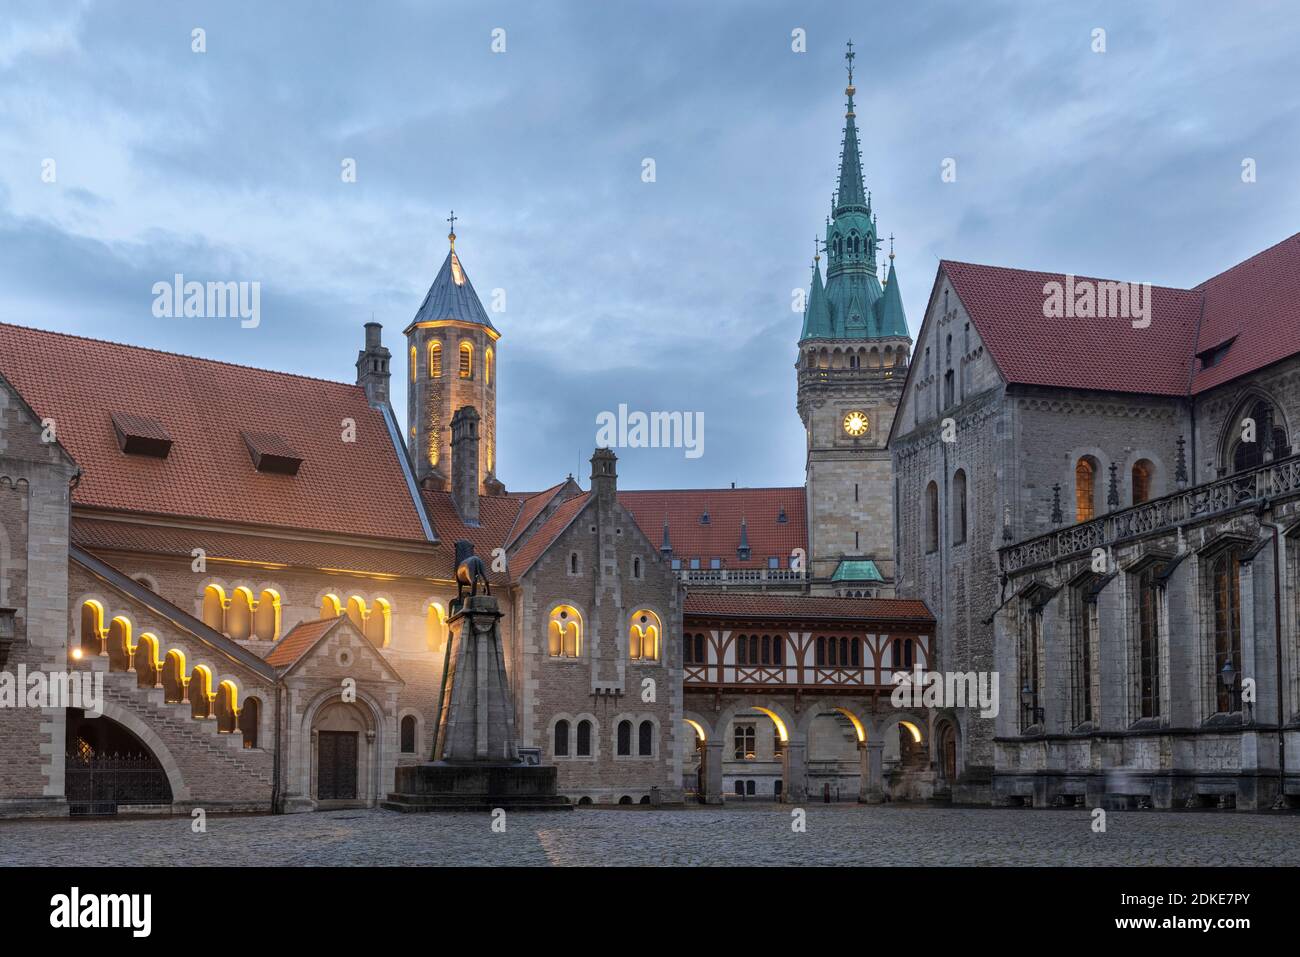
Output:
top-left (942, 262), bottom-right (1202, 396)
top-left (71, 517), bottom-right (453, 579)
top-left (618, 487), bottom-right (807, 569)
top-left (508, 492), bottom-right (591, 578)
top-left (1191, 233), bottom-right (1300, 393)
top-left (420, 489), bottom-right (523, 584)
top-left (0, 322), bottom-right (428, 541)
top-left (263, 617), bottom-right (342, 668)
top-left (942, 232), bottom-right (1300, 398)
top-left (685, 592), bottom-right (934, 623)
top-left (506, 482), bottom-right (568, 548)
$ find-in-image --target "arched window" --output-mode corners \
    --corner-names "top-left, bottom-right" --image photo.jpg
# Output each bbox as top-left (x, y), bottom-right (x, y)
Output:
top-left (427, 340), bottom-right (442, 378)
top-left (321, 594), bottom-right (342, 619)
top-left (240, 696), bottom-right (261, 749)
top-left (1137, 565), bottom-right (1162, 719)
top-left (365, 598), bottom-right (391, 649)
top-left (1131, 459), bottom-right (1154, 505)
top-left (228, 587), bottom-right (254, 641)
top-left (926, 481), bottom-right (940, 553)
top-left (569, 552), bottom-right (579, 575)
top-left (629, 609), bottom-right (661, 661)
top-left (1211, 549), bottom-right (1242, 714)
top-left (253, 589), bottom-right (281, 641)
top-left (409, 346), bottom-right (417, 383)
top-left (425, 603), bottom-right (448, 653)
top-left (1075, 457), bottom-right (1098, 523)
top-left (216, 681), bottom-right (239, 734)
top-left (617, 719), bottom-right (632, 756)
top-left (163, 650), bottom-right (186, 704)
top-left (547, 605), bottom-right (582, 658)
top-left (459, 341), bottom-right (473, 379)
top-left (400, 715), bottom-right (417, 753)
top-left (943, 369), bottom-right (955, 408)
top-left (1229, 399), bottom-right (1289, 472)
top-left (189, 665), bottom-right (214, 720)
top-left (485, 346), bottom-right (493, 386)
top-left (106, 615), bottom-right (133, 671)
top-left (632, 556), bottom-right (641, 578)
top-left (202, 585), bottom-right (225, 633)
top-left (576, 719), bottom-right (592, 757)
top-left (734, 723), bottom-right (756, 759)
top-left (554, 720), bottom-right (570, 757)
top-left (638, 720), bottom-right (654, 756)
top-left (952, 469), bottom-right (968, 544)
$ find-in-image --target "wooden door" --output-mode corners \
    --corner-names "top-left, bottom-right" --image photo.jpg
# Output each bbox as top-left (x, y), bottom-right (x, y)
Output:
top-left (318, 730), bottom-right (358, 800)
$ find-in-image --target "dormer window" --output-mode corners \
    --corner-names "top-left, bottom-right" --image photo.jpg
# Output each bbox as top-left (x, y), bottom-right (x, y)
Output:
top-left (241, 431), bottom-right (303, 475)
top-left (111, 412), bottom-right (173, 459)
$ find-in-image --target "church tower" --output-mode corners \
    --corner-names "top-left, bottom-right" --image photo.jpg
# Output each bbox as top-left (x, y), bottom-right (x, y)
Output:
top-left (796, 42), bottom-right (911, 596)
top-left (405, 214), bottom-right (505, 495)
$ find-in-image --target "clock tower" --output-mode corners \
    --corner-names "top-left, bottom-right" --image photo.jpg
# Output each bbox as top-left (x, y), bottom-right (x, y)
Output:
top-left (796, 42), bottom-right (911, 596)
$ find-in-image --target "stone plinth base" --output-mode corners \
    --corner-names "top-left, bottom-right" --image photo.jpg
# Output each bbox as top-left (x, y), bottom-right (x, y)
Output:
top-left (382, 762), bottom-right (571, 812)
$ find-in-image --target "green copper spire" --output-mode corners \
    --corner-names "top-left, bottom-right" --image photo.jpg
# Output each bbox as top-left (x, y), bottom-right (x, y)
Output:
top-left (800, 250), bottom-right (832, 341)
top-left (836, 40), bottom-right (867, 212)
top-left (876, 250), bottom-right (908, 338)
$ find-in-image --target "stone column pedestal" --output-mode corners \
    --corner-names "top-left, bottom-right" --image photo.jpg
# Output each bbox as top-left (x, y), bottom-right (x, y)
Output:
top-left (703, 740), bottom-right (724, 805)
top-left (860, 740), bottom-right (885, 804)
top-left (782, 733), bottom-right (808, 803)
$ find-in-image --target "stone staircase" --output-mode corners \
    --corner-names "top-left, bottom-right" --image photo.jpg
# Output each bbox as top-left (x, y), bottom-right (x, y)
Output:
top-left (84, 656), bottom-right (273, 789)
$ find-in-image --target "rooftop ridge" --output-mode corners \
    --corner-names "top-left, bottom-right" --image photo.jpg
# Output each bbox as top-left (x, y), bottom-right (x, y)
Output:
top-left (0, 320), bottom-right (363, 392)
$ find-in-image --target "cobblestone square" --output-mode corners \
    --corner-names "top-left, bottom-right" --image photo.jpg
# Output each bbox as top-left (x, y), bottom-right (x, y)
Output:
top-left (2, 804), bottom-right (1297, 867)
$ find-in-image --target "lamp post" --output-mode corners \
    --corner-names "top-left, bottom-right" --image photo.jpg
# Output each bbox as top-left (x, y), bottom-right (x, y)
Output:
top-left (1219, 659), bottom-right (1240, 714)
top-left (1020, 683), bottom-right (1044, 728)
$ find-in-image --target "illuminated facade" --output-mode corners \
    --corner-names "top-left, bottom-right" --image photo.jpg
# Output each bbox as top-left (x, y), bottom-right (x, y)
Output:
top-left (404, 220), bottom-right (504, 496)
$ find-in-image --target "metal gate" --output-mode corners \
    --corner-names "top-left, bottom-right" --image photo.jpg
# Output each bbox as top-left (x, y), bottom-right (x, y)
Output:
top-left (65, 752), bottom-right (173, 816)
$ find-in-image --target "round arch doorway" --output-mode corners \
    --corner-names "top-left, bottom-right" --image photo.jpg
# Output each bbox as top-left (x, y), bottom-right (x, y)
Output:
top-left (312, 700), bottom-right (375, 807)
top-left (65, 708), bottom-right (174, 815)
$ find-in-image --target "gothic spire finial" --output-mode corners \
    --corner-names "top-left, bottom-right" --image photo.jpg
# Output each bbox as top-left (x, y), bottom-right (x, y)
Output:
top-left (447, 209), bottom-right (458, 248)
top-left (833, 40), bottom-right (866, 211)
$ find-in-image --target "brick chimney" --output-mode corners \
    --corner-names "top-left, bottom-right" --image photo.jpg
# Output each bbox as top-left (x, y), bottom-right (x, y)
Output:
top-left (451, 405), bottom-right (481, 526)
top-left (355, 322), bottom-right (391, 408)
top-left (590, 447), bottom-right (618, 503)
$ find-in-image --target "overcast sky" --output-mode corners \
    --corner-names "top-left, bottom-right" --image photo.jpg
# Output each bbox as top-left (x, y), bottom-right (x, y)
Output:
top-left (3, 1), bottom-right (1298, 492)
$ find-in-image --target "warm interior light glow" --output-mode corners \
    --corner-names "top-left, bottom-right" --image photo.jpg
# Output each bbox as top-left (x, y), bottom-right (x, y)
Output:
top-left (70, 647), bottom-right (83, 660)
top-left (752, 706), bottom-right (788, 743)
top-left (900, 720), bottom-right (922, 744)
top-left (835, 707), bottom-right (866, 742)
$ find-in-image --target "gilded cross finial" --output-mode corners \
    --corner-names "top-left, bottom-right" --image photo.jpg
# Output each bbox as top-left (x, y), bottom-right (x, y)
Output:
top-left (447, 209), bottom-right (458, 247)
top-left (814, 236), bottom-right (821, 263)
top-left (889, 233), bottom-right (896, 260)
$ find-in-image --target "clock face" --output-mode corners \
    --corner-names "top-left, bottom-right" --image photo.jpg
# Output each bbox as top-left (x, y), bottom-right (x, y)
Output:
top-left (842, 410), bottom-right (869, 437)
